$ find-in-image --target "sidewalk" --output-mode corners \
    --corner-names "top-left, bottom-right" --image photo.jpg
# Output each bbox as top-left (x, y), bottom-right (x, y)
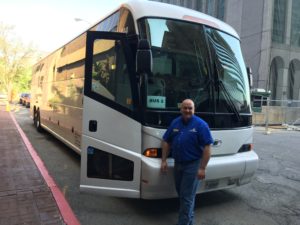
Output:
top-left (0, 106), bottom-right (79, 225)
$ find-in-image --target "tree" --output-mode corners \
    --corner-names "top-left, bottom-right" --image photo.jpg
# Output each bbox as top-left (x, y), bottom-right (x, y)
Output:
top-left (0, 22), bottom-right (38, 102)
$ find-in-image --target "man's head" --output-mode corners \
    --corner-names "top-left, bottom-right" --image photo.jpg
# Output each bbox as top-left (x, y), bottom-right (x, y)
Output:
top-left (180, 99), bottom-right (195, 121)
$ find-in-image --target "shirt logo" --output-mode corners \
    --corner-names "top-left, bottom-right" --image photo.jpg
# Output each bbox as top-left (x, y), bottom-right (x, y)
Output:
top-left (189, 128), bottom-right (197, 132)
top-left (173, 128), bottom-right (179, 132)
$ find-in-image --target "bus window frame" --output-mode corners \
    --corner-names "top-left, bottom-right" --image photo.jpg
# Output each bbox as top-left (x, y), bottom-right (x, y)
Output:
top-left (84, 31), bottom-right (140, 122)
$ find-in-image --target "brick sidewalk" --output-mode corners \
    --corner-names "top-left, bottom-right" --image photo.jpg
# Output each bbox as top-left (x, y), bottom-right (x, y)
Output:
top-left (0, 107), bottom-right (64, 225)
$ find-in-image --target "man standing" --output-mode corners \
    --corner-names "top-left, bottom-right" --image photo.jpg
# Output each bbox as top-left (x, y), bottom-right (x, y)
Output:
top-left (161, 99), bottom-right (213, 225)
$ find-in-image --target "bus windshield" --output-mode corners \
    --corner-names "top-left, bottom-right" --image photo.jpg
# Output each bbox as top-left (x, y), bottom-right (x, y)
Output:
top-left (138, 18), bottom-right (251, 115)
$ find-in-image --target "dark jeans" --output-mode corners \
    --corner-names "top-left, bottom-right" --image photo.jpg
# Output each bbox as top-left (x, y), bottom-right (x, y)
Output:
top-left (174, 159), bottom-right (201, 225)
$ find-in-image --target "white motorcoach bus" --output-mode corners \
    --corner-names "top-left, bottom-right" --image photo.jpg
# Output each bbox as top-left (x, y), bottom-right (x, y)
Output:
top-left (30, 0), bottom-right (258, 199)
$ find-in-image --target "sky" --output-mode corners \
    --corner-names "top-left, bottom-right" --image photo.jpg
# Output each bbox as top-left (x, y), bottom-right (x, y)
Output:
top-left (0, 0), bottom-right (125, 53)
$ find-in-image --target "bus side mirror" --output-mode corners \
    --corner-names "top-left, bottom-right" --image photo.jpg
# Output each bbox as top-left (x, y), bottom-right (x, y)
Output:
top-left (247, 67), bottom-right (253, 88)
top-left (136, 39), bottom-right (152, 74)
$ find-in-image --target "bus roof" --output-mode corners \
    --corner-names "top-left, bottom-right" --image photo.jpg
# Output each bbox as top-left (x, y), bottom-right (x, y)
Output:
top-left (33, 0), bottom-right (239, 67)
top-left (122, 0), bottom-right (239, 39)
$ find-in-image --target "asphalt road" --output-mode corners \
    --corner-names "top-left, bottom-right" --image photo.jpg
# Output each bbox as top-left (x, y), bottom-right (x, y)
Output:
top-left (13, 107), bottom-right (300, 225)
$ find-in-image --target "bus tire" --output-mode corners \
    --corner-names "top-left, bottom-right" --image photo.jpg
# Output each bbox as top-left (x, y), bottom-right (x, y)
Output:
top-left (34, 110), bottom-right (43, 132)
top-left (33, 107), bottom-right (36, 122)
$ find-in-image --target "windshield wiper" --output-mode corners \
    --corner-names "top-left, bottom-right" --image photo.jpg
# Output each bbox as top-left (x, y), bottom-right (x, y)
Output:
top-left (212, 59), bottom-right (241, 121)
top-left (215, 77), bottom-right (241, 121)
top-left (206, 33), bottom-right (241, 120)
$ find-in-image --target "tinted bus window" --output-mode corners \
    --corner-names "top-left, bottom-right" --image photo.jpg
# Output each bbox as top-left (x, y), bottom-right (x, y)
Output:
top-left (118, 8), bottom-right (136, 34)
top-left (95, 11), bottom-right (120, 32)
top-left (91, 39), bottom-right (133, 110)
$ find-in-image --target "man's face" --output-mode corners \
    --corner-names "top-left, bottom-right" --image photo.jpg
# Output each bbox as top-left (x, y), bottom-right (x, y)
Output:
top-left (180, 100), bottom-right (195, 121)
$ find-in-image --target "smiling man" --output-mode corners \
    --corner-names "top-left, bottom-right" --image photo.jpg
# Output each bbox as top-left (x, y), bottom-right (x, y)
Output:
top-left (161, 99), bottom-right (213, 225)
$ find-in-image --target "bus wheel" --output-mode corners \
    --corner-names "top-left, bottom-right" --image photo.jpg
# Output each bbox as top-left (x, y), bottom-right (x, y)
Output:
top-left (34, 110), bottom-right (43, 132)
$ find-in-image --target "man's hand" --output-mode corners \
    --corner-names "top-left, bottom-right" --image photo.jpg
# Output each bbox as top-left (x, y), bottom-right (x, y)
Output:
top-left (161, 160), bottom-right (168, 173)
top-left (197, 168), bottom-right (206, 180)
top-left (198, 145), bottom-right (211, 180)
top-left (161, 141), bottom-right (170, 173)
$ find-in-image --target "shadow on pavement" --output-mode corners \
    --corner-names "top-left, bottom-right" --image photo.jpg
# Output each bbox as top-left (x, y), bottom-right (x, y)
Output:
top-left (31, 122), bottom-right (81, 163)
top-left (117, 190), bottom-right (240, 216)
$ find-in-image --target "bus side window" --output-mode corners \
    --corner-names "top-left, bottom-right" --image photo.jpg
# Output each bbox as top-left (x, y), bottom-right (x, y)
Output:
top-left (91, 39), bottom-right (133, 110)
top-left (93, 11), bottom-right (120, 32)
top-left (118, 8), bottom-right (136, 34)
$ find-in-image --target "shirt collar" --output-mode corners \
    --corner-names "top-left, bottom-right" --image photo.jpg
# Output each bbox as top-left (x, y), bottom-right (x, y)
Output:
top-left (181, 115), bottom-right (195, 126)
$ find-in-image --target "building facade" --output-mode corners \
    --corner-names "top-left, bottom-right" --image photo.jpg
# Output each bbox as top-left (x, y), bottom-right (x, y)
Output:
top-left (152, 0), bottom-right (300, 101)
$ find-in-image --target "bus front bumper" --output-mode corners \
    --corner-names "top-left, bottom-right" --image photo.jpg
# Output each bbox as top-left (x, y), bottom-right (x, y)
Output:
top-left (140, 150), bottom-right (259, 199)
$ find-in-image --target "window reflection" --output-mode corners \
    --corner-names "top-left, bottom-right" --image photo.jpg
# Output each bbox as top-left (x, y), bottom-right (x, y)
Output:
top-left (91, 39), bottom-right (133, 109)
top-left (206, 28), bottom-right (250, 113)
top-left (140, 18), bottom-right (211, 111)
top-left (139, 18), bottom-right (251, 114)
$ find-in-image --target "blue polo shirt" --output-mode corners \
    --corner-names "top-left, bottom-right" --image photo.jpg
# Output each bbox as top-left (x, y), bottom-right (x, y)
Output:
top-left (163, 115), bottom-right (213, 162)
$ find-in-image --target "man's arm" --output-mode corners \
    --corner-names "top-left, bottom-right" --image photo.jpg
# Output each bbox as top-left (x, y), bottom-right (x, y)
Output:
top-left (197, 144), bottom-right (211, 179)
top-left (161, 140), bottom-right (170, 172)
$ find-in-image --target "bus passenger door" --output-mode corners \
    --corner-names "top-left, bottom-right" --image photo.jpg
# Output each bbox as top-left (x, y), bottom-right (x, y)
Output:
top-left (80, 31), bottom-right (141, 198)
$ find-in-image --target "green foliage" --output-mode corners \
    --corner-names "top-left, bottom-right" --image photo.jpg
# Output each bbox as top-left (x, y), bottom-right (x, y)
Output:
top-left (0, 22), bottom-right (39, 101)
top-left (14, 66), bottom-right (32, 92)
